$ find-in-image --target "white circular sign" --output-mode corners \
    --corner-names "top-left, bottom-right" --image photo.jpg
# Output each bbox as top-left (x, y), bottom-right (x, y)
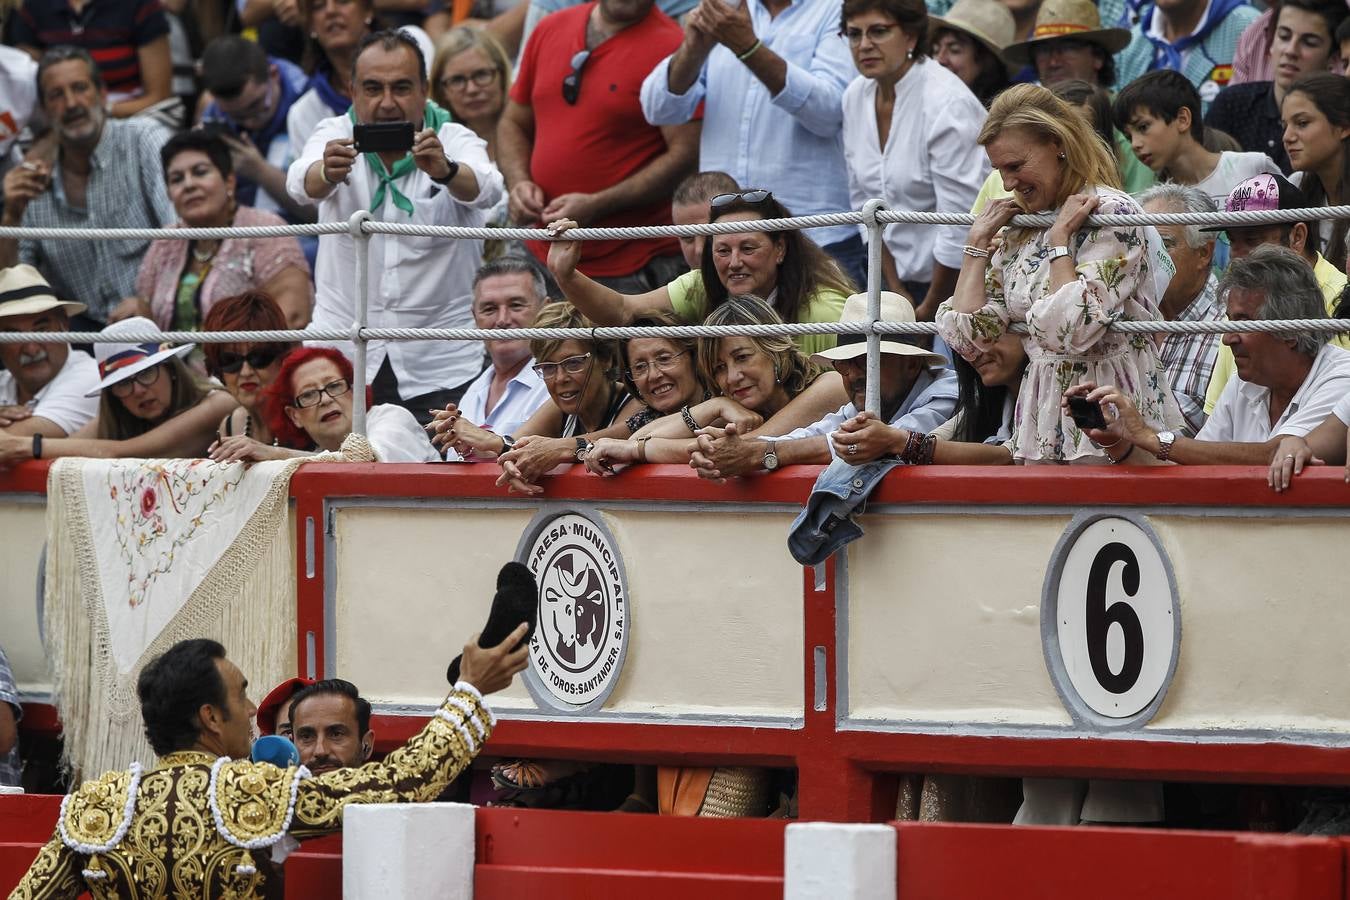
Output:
top-left (521, 512), bottom-right (628, 708)
top-left (1051, 517), bottom-right (1177, 720)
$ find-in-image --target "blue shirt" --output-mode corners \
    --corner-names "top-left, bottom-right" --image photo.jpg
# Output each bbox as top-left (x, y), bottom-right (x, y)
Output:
top-left (639, 0), bottom-right (855, 248)
top-left (763, 365), bottom-right (959, 459)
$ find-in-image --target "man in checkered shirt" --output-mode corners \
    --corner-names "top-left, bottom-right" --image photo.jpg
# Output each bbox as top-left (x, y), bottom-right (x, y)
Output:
top-left (0, 643), bottom-right (22, 788)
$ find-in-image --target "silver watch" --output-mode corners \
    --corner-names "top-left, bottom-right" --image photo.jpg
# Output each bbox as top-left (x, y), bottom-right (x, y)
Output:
top-left (1047, 245), bottom-right (1072, 262)
top-left (1154, 430), bottom-right (1176, 462)
top-left (762, 444), bottom-right (780, 471)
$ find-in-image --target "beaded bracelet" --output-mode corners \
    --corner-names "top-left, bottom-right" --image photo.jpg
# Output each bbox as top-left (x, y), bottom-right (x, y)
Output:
top-left (680, 404), bottom-right (699, 432)
top-left (961, 244), bottom-right (990, 259)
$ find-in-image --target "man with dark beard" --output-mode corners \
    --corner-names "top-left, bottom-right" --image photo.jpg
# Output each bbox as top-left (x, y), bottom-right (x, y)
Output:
top-left (0, 46), bottom-right (173, 330)
top-left (287, 679), bottom-right (374, 775)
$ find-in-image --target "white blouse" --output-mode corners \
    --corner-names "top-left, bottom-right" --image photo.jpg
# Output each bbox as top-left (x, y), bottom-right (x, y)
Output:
top-left (840, 59), bottom-right (988, 283)
top-left (366, 404), bottom-right (442, 463)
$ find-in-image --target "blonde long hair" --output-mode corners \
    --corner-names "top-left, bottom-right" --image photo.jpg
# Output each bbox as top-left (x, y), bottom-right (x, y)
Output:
top-left (979, 84), bottom-right (1121, 244)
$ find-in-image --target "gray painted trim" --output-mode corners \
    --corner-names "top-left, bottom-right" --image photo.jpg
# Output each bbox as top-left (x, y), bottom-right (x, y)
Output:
top-left (1039, 512), bottom-right (1182, 731)
top-left (371, 701), bottom-right (803, 729)
top-left (511, 504), bottom-right (631, 715)
top-left (319, 495), bottom-right (803, 516)
top-left (835, 715), bottom-right (1350, 749)
top-left (322, 503), bottom-right (338, 679)
top-left (864, 503), bottom-right (1350, 519)
top-left (834, 553), bottom-right (851, 724)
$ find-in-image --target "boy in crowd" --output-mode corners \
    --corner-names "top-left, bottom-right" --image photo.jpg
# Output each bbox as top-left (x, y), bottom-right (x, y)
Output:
top-left (1113, 69), bottom-right (1279, 206)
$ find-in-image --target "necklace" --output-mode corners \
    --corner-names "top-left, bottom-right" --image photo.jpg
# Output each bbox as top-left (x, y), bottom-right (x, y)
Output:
top-left (192, 242), bottom-right (219, 264)
top-left (243, 412), bottom-right (280, 447)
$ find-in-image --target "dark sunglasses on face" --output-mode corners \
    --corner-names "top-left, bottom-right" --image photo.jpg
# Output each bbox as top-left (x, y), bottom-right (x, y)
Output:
top-left (561, 49), bottom-right (591, 105)
top-left (217, 348), bottom-right (283, 374)
top-left (710, 189), bottom-right (773, 209)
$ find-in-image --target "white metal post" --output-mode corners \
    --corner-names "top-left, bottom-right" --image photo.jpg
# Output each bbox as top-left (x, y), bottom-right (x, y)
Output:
top-left (860, 200), bottom-right (886, 416)
top-left (348, 210), bottom-right (372, 437)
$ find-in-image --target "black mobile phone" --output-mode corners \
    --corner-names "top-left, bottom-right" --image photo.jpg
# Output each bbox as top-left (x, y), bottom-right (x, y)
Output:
top-left (1067, 396), bottom-right (1107, 430)
top-left (197, 120), bottom-right (238, 141)
top-left (352, 121), bottom-right (415, 154)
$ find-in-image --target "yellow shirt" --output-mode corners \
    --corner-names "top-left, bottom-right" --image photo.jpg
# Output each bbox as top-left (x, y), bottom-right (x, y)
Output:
top-left (1202, 253), bottom-right (1350, 415)
top-left (665, 269), bottom-right (847, 357)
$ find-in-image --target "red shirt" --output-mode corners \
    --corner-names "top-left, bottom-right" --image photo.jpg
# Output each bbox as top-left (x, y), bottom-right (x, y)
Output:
top-left (512, 2), bottom-right (685, 277)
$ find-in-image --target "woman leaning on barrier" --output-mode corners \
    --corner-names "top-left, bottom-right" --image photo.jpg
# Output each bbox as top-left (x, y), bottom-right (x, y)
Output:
top-left (109, 131), bottom-right (314, 331)
top-left (202, 291), bottom-right (302, 449)
top-left (545, 191), bottom-right (853, 357)
top-left (582, 294), bottom-right (848, 472)
top-left (936, 83), bottom-right (1183, 464)
top-left (0, 317), bottom-right (236, 468)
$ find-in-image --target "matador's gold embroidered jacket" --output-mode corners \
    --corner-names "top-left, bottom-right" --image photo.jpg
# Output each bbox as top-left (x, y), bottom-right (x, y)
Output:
top-left (8, 683), bottom-right (494, 899)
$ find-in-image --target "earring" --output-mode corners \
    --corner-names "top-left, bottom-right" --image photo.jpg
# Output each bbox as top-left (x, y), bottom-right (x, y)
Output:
top-left (906, 48), bottom-right (913, 59)
top-left (1057, 151), bottom-right (1066, 160)
top-left (773, 363), bottom-right (781, 383)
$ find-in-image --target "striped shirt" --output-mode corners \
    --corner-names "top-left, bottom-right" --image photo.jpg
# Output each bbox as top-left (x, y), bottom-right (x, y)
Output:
top-left (11, 0), bottom-right (170, 99)
top-left (0, 646), bottom-right (21, 788)
top-left (17, 117), bottom-right (175, 324)
top-left (1160, 273), bottom-right (1224, 437)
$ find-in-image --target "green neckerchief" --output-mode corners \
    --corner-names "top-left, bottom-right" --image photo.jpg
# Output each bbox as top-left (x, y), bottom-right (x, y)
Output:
top-left (346, 101), bottom-right (454, 215)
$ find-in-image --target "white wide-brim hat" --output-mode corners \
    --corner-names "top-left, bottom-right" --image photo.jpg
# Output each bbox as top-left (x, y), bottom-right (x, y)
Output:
top-left (85, 316), bottom-right (196, 397)
top-left (0, 264), bottom-right (86, 319)
top-left (810, 292), bottom-right (948, 368)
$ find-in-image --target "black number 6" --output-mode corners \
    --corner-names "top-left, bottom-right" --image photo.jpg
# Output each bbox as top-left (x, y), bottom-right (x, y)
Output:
top-left (1085, 542), bottom-right (1144, 694)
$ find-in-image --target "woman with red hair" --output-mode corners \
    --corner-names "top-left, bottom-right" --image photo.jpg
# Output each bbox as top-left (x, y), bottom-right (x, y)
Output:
top-left (202, 291), bottom-right (301, 448)
top-left (209, 347), bottom-right (440, 463)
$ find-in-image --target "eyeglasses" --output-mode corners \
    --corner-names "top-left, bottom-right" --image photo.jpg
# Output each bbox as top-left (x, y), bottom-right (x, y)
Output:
top-left (627, 350), bottom-right (689, 380)
top-left (439, 67), bottom-right (499, 93)
top-left (292, 378), bottom-right (351, 409)
top-left (710, 189), bottom-right (773, 209)
top-left (217, 347), bottom-right (283, 374)
top-left (841, 23), bottom-right (899, 46)
top-left (561, 50), bottom-right (591, 105)
top-left (532, 352), bottom-right (592, 381)
top-left (109, 365), bottom-right (162, 398)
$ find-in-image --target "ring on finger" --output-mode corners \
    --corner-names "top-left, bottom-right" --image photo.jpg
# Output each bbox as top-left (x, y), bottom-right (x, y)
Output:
top-left (846, 444), bottom-right (858, 456)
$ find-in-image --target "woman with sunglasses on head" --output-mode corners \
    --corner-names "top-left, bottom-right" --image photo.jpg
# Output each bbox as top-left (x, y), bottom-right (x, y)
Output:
top-left (210, 346), bottom-right (440, 463)
top-left (0, 317), bottom-right (236, 468)
top-left (202, 291), bottom-right (302, 448)
top-left (546, 190), bottom-right (852, 357)
top-left (584, 294), bottom-right (848, 472)
top-left (110, 131), bottom-right (313, 331)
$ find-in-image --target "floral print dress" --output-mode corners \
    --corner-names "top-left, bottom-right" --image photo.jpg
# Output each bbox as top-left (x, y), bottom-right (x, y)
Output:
top-left (936, 185), bottom-right (1183, 462)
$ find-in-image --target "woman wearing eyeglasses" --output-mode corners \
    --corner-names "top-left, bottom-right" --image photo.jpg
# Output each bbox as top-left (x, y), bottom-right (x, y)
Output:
top-left (210, 346), bottom-right (440, 463)
top-left (0, 317), bottom-right (236, 468)
top-left (840, 0), bottom-right (989, 320)
top-left (547, 190), bottom-right (852, 357)
top-left (431, 27), bottom-right (512, 164)
top-left (202, 292), bottom-right (302, 448)
top-left (110, 131), bottom-right (314, 331)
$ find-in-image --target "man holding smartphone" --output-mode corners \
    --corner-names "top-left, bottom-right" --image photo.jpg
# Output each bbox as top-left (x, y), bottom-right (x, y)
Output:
top-left (287, 29), bottom-right (505, 424)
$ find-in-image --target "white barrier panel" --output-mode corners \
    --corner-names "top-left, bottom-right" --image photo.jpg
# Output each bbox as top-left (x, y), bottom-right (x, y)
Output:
top-left (343, 802), bottom-right (474, 900)
top-left (785, 823), bottom-right (896, 900)
top-left (0, 497), bottom-right (49, 696)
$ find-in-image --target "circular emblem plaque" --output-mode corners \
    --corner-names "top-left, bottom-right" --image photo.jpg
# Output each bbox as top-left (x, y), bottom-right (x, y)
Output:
top-left (517, 510), bottom-right (629, 711)
top-left (1042, 514), bottom-right (1180, 726)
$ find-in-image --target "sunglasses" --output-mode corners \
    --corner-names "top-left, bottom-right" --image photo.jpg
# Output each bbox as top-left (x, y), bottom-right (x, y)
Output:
top-left (217, 347), bottom-right (283, 374)
top-left (532, 351), bottom-right (592, 381)
top-left (710, 189), bottom-right (773, 209)
top-left (561, 49), bottom-right (591, 105)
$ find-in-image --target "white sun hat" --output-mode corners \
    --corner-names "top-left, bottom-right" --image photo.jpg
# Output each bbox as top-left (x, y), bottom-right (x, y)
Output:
top-left (810, 292), bottom-right (948, 368)
top-left (85, 316), bottom-right (196, 397)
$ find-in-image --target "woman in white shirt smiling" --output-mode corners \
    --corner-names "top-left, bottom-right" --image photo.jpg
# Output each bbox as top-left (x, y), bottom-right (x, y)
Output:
top-left (839, 0), bottom-right (989, 320)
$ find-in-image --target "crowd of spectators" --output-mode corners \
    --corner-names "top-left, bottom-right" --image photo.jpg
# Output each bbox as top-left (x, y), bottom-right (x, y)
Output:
top-left (2, 0), bottom-right (1350, 831)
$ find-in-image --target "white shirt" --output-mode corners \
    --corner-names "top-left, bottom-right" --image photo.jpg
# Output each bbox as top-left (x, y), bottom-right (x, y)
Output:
top-left (841, 61), bottom-right (987, 281)
top-left (287, 115), bottom-right (505, 398)
top-left (1198, 343), bottom-right (1350, 441)
top-left (0, 349), bottom-right (99, 435)
top-left (0, 46), bottom-right (36, 163)
top-left (367, 404), bottom-right (442, 462)
top-left (458, 357), bottom-right (551, 437)
top-left (1193, 151), bottom-right (1280, 208)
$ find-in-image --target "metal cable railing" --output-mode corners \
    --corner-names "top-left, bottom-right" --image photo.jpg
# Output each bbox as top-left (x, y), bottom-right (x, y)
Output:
top-left (7, 202), bottom-right (1350, 435)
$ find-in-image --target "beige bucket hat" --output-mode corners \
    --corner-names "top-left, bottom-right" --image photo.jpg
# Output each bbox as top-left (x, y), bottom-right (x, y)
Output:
top-left (929, 0), bottom-right (1017, 63)
top-left (1001, 0), bottom-right (1132, 66)
top-left (0, 264), bottom-right (86, 319)
top-left (810, 292), bottom-right (948, 368)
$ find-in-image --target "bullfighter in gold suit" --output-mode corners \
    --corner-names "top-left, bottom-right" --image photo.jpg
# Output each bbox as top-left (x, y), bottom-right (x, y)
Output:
top-left (9, 619), bottom-right (529, 899)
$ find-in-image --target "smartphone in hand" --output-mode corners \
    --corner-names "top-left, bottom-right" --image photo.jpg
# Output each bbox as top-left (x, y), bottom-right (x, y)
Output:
top-left (352, 122), bottom-right (415, 154)
top-left (1067, 396), bottom-right (1107, 430)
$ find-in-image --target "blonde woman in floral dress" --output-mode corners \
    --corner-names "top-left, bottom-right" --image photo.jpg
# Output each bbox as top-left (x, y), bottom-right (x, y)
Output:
top-left (937, 83), bottom-right (1182, 464)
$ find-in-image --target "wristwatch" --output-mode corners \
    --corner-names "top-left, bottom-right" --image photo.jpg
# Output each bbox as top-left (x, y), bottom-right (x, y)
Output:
top-left (499, 433), bottom-right (516, 454)
top-left (1154, 430), bottom-right (1176, 462)
top-left (432, 158), bottom-right (460, 185)
top-left (575, 436), bottom-right (590, 462)
top-left (1047, 245), bottom-right (1072, 262)
top-left (762, 444), bottom-right (780, 471)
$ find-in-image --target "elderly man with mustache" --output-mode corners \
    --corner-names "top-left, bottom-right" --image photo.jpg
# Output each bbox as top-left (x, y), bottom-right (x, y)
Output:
top-left (0, 265), bottom-right (99, 439)
top-left (0, 46), bottom-right (173, 331)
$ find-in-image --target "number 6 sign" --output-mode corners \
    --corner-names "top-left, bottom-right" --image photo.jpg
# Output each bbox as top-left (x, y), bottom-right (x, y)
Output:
top-left (1042, 514), bottom-right (1181, 726)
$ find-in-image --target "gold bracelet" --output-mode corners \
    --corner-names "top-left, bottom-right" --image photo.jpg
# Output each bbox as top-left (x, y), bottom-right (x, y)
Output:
top-left (961, 244), bottom-right (990, 259)
top-left (636, 436), bottom-right (651, 463)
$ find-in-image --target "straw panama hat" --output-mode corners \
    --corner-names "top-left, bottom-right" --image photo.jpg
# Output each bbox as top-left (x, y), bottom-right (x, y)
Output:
top-left (810, 292), bottom-right (948, 368)
top-left (1001, 0), bottom-right (1132, 66)
top-left (929, 0), bottom-right (1017, 63)
top-left (85, 316), bottom-right (196, 397)
top-left (0, 264), bottom-right (86, 319)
